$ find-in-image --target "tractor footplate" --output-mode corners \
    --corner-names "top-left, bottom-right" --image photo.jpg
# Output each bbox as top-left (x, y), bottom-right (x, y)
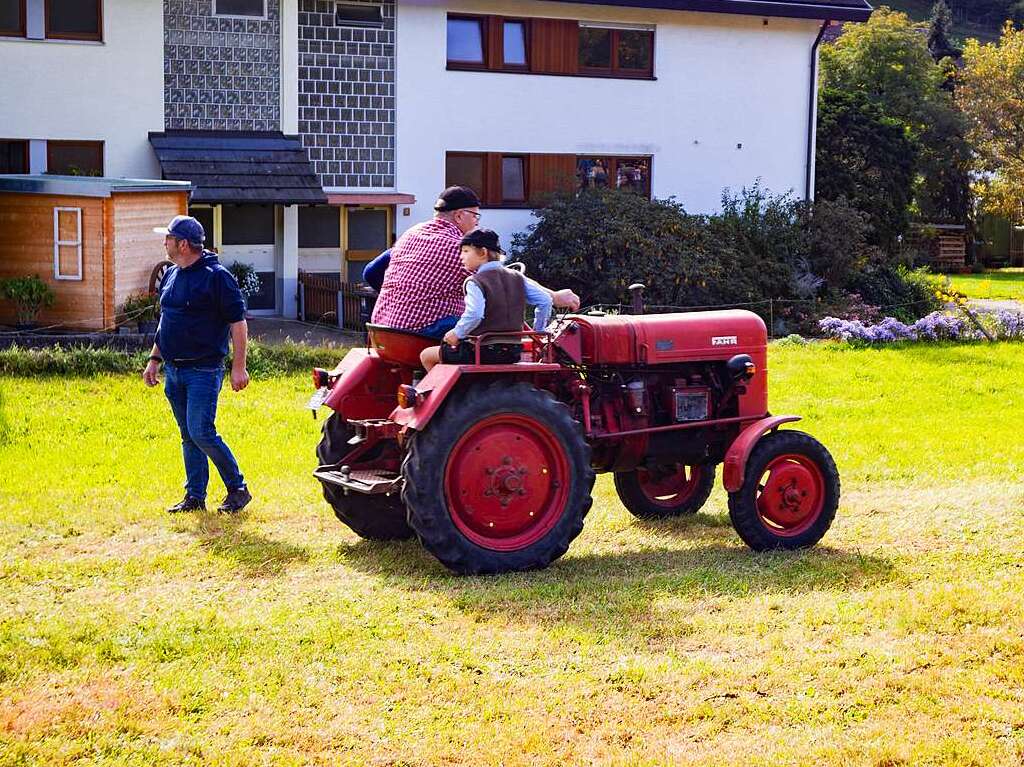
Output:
top-left (347, 419), bottom-right (402, 444)
top-left (313, 465), bottom-right (402, 496)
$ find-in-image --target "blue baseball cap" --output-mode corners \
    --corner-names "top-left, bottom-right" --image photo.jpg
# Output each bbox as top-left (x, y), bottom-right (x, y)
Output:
top-left (154, 215), bottom-right (205, 246)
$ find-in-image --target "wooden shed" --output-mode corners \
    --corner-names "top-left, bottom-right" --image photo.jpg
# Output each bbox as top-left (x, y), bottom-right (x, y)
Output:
top-left (0, 175), bottom-right (190, 330)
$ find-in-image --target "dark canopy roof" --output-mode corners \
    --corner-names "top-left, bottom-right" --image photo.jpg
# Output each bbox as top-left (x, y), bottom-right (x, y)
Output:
top-left (550, 0), bottom-right (872, 21)
top-left (148, 131), bottom-right (327, 205)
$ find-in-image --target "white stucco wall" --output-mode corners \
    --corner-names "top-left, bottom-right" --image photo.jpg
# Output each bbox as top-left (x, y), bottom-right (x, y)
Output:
top-left (0, 0), bottom-right (164, 178)
top-left (395, 0), bottom-right (821, 244)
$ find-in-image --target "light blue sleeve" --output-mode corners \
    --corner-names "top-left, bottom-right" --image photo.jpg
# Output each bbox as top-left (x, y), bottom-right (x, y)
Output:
top-left (453, 280), bottom-right (485, 339)
top-left (524, 277), bottom-right (553, 332)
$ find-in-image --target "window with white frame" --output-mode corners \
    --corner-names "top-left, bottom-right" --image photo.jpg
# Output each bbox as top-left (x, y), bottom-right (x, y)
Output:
top-left (53, 207), bottom-right (82, 281)
top-left (213, 0), bottom-right (265, 18)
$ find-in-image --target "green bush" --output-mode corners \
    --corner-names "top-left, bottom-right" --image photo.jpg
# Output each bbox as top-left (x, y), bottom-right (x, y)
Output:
top-left (0, 275), bottom-right (56, 326)
top-left (512, 186), bottom-right (885, 313)
top-left (120, 292), bottom-right (160, 324)
top-left (849, 265), bottom-right (942, 323)
top-left (0, 341), bottom-right (346, 378)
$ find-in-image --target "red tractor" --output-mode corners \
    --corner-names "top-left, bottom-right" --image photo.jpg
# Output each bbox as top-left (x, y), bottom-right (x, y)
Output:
top-left (310, 293), bottom-right (839, 575)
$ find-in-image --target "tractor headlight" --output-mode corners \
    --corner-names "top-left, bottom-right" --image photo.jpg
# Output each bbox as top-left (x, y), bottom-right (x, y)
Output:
top-left (726, 354), bottom-right (756, 381)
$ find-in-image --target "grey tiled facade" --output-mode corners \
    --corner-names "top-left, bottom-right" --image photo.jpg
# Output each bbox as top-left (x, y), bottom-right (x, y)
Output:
top-left (163, 0), bottom-right (282, 131)
top-left (299, 0), bottom-right (396, 189)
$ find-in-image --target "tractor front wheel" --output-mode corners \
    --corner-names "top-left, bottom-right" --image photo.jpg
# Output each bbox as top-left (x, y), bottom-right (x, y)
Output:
top-left (402, 382), bottom-right (594, 575)
top-left (727, 430), bottom-right (839, 551)
top-left (316, 413), bottom-right (413, 540)
top-left (614, 464), bottom-right (715, 518)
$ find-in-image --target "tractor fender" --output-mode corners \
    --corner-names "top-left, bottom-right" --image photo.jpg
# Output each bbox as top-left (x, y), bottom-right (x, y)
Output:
top-left (390, 364), bottom-right (464, 430)
top-left (721, 415), bottom-right (802, 492)
top-left (322, 348), bottom-right (405, 421)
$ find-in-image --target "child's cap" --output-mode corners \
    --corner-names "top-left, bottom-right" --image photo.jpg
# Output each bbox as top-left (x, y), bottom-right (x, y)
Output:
top-left (460, 228), bottom-right (505, 255)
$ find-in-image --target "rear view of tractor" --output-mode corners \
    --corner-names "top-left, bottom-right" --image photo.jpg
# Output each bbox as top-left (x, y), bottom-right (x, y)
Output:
top-left (310, 291), bottom-right (839, 574)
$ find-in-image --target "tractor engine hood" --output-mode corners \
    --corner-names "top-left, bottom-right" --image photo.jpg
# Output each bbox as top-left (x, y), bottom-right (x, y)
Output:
top-left (556, 309), bottom-right (767, 366)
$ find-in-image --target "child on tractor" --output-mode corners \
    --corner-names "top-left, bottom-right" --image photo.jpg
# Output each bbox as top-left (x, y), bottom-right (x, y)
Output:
top-left (420, 228), bottom-right (552, 371)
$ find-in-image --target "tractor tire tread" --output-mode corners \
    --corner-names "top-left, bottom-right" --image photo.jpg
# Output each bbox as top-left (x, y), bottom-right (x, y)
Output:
top-left (613, 464), bottom-right (716, 519)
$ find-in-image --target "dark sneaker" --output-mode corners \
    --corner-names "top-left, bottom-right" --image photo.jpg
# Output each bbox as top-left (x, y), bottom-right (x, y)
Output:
top-left (218, 487), bottom-right (252, 514)
top-left (167, 495), bottom-right (206, 514)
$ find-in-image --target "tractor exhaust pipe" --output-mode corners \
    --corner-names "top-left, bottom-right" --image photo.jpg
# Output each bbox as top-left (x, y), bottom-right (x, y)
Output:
top-left (628, 283), bottom-right (646, 315)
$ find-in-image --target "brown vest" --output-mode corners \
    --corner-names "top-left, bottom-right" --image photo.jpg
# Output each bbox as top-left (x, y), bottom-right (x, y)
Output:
top-left (468, 266), bottom-right (526, 338)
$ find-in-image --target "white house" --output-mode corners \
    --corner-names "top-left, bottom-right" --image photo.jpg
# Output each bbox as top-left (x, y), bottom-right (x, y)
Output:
top-left (0, 0), bottom-right (871, 324)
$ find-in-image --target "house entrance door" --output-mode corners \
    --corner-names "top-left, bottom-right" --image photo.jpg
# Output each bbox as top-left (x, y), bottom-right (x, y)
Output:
top-left (343, 206), bottom-right (391, 284)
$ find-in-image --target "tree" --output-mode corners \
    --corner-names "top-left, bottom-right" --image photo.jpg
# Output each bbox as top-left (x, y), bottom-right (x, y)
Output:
top-left (956, 23), bottom-right (1024, 220)
top-left (815, 87), bottom-right (917, 248)
top-left (819, 7), bottom-right (972, 229)
top-left (928, 0), bottom-right (963, 61)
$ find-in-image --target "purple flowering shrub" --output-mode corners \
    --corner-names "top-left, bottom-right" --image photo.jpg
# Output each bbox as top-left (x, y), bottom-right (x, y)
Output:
top-left (819, 310), bottom-right (1024, 343)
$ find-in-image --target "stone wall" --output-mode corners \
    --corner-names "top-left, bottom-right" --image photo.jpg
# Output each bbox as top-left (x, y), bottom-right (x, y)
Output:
top-left (298, 0), bottom-right (396, 189)
top-left (163, 0), bottom-right (281, 131)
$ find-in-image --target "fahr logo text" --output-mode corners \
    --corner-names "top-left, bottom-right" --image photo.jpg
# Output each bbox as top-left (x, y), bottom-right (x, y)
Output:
top-left (712, 336), bottom-right (738, 346)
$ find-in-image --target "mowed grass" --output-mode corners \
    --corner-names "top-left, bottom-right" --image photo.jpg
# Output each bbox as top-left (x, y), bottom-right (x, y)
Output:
top-left (942, 268), bottom-right (1024, 301)
top-left (2, 343), bottom-right (1024, 766)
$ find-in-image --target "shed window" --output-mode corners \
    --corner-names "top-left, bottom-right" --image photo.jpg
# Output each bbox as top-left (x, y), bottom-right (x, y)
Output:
top-left (47, 141), bottom-right (103, 176)
top-left (0, 140), bottom-right (29, 173)
top-left (0, 0), bottom-right (25, 36)
top-left (53, 207), bottom-right (83, 281)
top-left (214, 0), bottom-right (265, 17)
top-left (447, 17), bottom-right (485, 64)
top-left (46, 0), bottom-right (102, 41)
top-left (336, 2), bottom-right (383, 27)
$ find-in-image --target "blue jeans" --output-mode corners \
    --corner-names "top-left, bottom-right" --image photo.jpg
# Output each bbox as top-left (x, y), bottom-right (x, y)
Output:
top-left (164, 363), bottom-right (245, 501)
top-left (416, 315), bottom-right (459, 339)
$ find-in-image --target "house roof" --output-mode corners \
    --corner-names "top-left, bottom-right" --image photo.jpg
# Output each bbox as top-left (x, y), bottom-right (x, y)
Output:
top-left (0, 175), bottom-right (191, 198)
top-left (549, 0), bottom-right (872, 22)
top-left (148, 131), bottom-right (327, 206)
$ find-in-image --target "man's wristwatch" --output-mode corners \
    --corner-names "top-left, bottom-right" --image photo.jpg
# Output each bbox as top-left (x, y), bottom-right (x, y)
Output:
top-left (148, 355), bottom-right (163, 364)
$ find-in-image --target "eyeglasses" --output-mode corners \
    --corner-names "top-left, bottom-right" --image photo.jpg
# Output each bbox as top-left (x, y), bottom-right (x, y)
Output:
top-left (461, 210), bottom-right (481, 220)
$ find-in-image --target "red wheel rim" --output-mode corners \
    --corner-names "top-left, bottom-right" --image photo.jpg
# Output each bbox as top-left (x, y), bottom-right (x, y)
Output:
top-left (637, 465), bottom-right (704, 509)
top-left (443, 414), bottom-right (571, 552)
top-left (755, 453), bottom-right (825, 537)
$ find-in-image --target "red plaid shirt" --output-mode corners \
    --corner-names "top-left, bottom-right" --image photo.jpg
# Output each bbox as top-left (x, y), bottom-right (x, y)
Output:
top-left (371, 218), bottom-right (469, 330)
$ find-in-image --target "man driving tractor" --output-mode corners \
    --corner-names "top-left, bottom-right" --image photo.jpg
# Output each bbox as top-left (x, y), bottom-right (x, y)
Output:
top-left (370, 186), bottom-right (579, 337)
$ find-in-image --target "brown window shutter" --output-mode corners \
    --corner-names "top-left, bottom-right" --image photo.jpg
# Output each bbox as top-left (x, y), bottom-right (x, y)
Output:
top-left (485, 153), bottom-right (504, 206)
top-left (529, 154), bottom-right (577, 203)
top-left (530, 19), bottom-right (579, 75)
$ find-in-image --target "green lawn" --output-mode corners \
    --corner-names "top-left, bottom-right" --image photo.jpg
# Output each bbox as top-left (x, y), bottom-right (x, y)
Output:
top-left (941, 268), bottom-right (1024, 302)
top-left (2, 343), bottom-right (1024, 766)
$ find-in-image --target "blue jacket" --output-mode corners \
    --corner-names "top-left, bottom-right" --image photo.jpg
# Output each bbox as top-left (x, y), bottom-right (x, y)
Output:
top-left (156, 252), bottom-right (246, 366)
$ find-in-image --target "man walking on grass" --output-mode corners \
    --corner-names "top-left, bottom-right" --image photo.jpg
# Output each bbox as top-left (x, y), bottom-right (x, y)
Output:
top-left (142, 215), bottom-right (252, 514)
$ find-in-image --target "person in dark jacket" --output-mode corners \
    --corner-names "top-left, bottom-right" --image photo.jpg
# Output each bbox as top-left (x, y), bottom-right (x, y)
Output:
top-left (143, 215), bottom-right (252, 514)
top-left (420, 228), bottom-right (551, 371)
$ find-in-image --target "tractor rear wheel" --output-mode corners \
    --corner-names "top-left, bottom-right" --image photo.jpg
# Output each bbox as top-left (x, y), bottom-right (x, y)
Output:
top-left (614, 464), bottom-right (715, 518)
top-left (727, 430), bottom-right (839, 551)
top-left (402, 382), bottom-right (594, 575)
top-left (316, 412), bottom-right (413, 541)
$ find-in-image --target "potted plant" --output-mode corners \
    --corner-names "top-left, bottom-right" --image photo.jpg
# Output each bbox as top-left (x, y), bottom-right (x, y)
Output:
top-left (0, 275), bottom-right (56, 330)
top-left (121, 291), bottom-right (160, 334)
top-left (227, 261), bottom-right (262, 314)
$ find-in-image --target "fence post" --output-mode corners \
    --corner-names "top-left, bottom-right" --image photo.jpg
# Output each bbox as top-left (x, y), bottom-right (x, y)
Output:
top-left (336, 290), bottom-right (344, 329)
top-left (298, 280), bottom-right (305, 322)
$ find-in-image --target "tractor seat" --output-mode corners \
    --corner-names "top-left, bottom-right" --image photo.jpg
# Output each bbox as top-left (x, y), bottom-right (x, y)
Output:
top-left (365, 323), bottom-right (438, 367)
